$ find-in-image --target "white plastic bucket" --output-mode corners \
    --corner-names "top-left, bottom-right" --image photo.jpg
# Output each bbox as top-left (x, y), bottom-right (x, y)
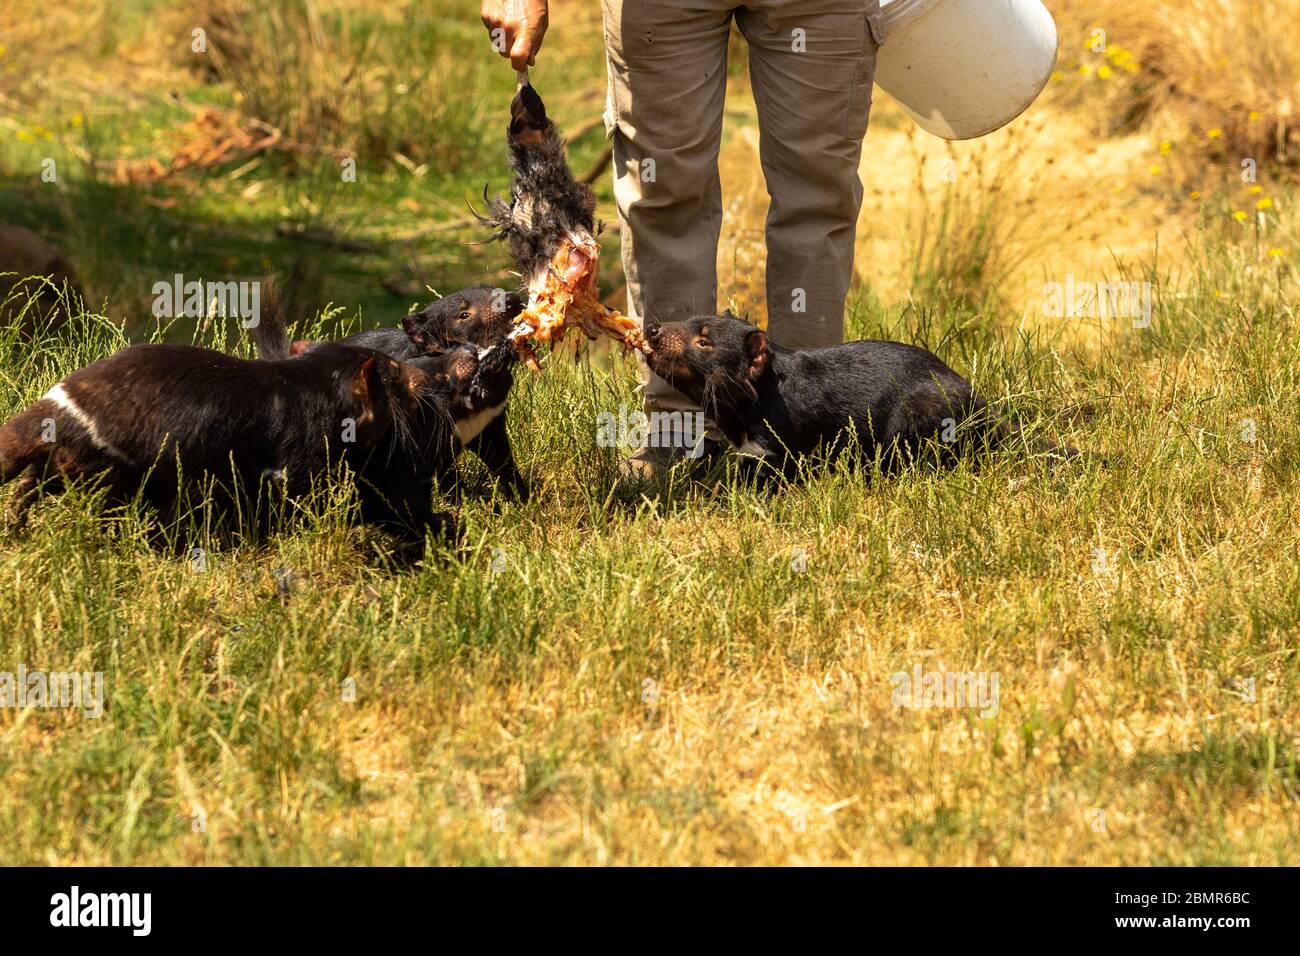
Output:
top-left (874, 0), bottom-right (1058, 140)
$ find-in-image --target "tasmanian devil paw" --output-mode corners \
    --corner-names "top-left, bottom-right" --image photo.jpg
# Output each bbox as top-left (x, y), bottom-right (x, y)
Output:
top-left (428, 510), bottom-right (462, 545)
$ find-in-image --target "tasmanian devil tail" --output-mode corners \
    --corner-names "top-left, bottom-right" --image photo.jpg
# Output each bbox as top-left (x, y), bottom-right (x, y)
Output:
top-left (248, 274), bottom-right (293, 360)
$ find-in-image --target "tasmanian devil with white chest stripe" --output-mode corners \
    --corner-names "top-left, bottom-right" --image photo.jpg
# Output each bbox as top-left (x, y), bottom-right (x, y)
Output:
top-left (0, 339), bottom-right (441, 535)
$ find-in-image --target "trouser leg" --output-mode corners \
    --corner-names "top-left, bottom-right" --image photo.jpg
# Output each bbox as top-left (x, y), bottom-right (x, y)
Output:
top-left (602, 0), bottom-right (732, 424)
top-left (738, 0), bottom-right (882, 349)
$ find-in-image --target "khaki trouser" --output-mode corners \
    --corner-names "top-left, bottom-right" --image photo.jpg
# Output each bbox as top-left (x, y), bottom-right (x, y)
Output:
top-left (602, 0), bottom-right (885, 422)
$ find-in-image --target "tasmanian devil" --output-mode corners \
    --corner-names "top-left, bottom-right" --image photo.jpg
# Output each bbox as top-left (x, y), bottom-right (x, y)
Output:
top-left (262, 285), bottom-right (530, 502)
top-left (250, 299), bottom-right (523, 514)
top-left (0, 340), bottom-right (435, 535)
top-left (644, 312), bottom-right (1084, 480)
top-left (348, 344), bottom-right (501, 539)
top-left (286, 285), bottom-right (526, 360)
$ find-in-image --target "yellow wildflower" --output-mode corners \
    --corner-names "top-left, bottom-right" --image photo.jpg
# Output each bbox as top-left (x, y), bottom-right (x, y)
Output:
top-left (1267, 247), bottom-right (1284, 258)
top-left (1248, 111), bottom-right (1261, 121)
top-left (1248, 185), bottom-right (1263, 194)
top-left (1159, 140), bottom-right (1173, 155)
top-left (1190, 191), bottom-right (1202, 200)
top-left (1206, 128), bottom-right (1223, 139)
top-left (1256, 197), bottom-right (1273, 210)
top-left (1097, 64), bottom-right (1113, 80)
top-left (1232, 210), bottom-right (1248, 222)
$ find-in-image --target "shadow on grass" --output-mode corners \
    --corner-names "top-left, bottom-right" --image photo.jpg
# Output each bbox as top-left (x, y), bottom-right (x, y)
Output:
top-left (0, 159), bottom-right (517, 345)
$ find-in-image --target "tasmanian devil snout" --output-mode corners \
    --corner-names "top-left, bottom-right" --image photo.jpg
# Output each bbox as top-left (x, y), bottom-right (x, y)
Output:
top-left (644, 322), bottom-right (675, 356)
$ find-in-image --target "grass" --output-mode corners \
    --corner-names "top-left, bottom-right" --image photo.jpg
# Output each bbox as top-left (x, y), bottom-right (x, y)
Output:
top-left (2, 238), bottom-right (1298, 864)
top-left (0, 0), bottom-right (616, 327)
top-left (1050, 0), bottom-right (1300, 164)
top-left (0, 0), bottom-right (1298, 865)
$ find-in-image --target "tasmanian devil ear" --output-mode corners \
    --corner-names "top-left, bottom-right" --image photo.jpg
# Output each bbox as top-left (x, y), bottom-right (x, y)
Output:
top-left (352, 355), bottom-right (380, 404)
top-left (746, 329), bottom-right (770, 380)
top-left (289, 339), bottom-right (314, 358)
top-left (401, 314), bottom-right (439, 354)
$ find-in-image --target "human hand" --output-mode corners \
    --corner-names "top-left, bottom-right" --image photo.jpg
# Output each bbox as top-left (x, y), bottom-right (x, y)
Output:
top-left (481, 0), bottom-right (549, 72)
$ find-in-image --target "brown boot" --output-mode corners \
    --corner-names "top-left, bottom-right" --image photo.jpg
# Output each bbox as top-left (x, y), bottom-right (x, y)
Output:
top-left (617, 444), bottom-right (684, 482)
top-left (617, 438), bottom-right (727, 482)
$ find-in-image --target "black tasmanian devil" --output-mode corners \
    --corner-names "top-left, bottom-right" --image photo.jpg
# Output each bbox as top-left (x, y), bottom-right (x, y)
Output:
top-left (264, 285), bottom-right (530, 502)
top-left (644, 312), bottom-right (1086, 480)
top-left (250, 296), bottom-right (524, 512)
top-left (354, 343), bottom-right (511, 537)
top-left (0, 338), bottom-right (441, 535)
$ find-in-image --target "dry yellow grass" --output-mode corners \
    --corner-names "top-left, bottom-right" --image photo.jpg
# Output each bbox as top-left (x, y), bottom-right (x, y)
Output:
top-left (1052, 0), bottom-right (1300, 164)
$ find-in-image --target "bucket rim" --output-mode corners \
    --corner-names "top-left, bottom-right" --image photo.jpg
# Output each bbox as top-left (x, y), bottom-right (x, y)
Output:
top-left (880, 0), bottom-right (944, 31)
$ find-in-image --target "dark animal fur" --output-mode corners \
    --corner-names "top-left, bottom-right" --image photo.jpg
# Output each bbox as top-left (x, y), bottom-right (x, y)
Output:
top-left (482, 83), bottom-right (599, 283)
top-left (249, 292), bottom-right (528, 505)
top-left (645, 312), bottom-right (1086, 481)
top-left (258, 286), bottom-right (524, 362)
top-left (0, 341), bottom-right (436, 536)
top-left (397, 288), bottom-right (529, 502)
top-left (353, 347), bottom-right (482, 537)
top-left (398, 286), bottom-right (524, 356)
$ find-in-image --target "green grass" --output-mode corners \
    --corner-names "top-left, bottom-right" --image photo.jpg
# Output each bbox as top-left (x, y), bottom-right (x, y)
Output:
top-left (2, 231), bottom-right (1298, 863)
top-left (0, 0), bottom-right (616, 331)
top-left (1, 0), bottom-right (1298, 866)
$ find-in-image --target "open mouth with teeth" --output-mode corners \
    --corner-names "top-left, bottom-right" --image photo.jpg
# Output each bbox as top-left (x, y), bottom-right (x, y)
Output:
top-left (507, 232), bottom-right (649, 371)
